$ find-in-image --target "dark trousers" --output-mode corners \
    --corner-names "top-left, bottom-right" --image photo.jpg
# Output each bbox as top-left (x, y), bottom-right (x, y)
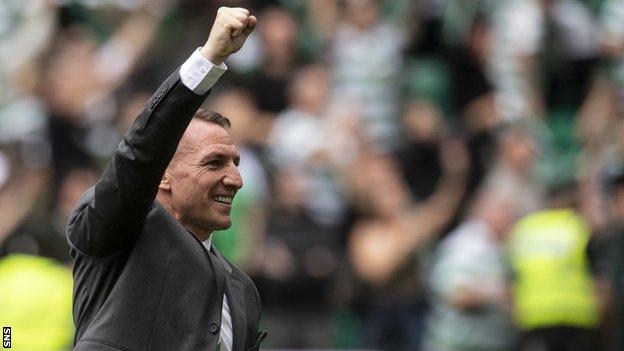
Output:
top-left (361, 301), bottom-right (427, 351)
top-left (518, 326), bottom-right (598, 351)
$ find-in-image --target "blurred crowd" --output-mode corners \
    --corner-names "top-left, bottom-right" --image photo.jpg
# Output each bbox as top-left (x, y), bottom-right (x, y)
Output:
top-left (3, 0), bottom-right (624, 350)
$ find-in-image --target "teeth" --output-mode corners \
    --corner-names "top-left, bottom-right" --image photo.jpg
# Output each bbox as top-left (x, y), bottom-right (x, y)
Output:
top-left (212, 195), bottom-right (232, 204)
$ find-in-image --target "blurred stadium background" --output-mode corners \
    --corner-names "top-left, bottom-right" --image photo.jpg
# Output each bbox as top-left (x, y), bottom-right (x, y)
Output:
top-left (2, 0), bottom-right (624, 350)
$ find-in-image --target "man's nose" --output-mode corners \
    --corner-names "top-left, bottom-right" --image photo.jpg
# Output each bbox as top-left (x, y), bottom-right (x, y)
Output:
top-left (223, 166), bottom-right (243, 189)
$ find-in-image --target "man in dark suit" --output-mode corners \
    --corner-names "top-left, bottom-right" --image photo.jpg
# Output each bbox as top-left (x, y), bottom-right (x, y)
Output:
top-left (67, 7), bottom-right (265, 351)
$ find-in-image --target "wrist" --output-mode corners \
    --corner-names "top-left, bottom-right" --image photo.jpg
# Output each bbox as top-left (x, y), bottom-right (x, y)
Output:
top-left (200, 46), bottom-right (226, 66)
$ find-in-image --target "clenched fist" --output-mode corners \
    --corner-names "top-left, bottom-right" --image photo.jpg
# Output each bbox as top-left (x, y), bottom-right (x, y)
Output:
top-left (200, 7), bottom-right (256, 65)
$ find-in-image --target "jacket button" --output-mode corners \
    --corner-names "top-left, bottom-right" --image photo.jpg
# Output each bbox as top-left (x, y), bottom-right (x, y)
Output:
top-left (209, 323), bottom-right (219, 334)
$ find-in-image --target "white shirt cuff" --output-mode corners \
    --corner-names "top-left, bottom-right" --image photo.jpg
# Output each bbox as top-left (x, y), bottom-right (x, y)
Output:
top-left (179, 48), bottom-right (227, 95)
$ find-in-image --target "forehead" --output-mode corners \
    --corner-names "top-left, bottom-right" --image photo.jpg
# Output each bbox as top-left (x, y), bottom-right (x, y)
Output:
top-left (180, 120), bottom-right (238, 157)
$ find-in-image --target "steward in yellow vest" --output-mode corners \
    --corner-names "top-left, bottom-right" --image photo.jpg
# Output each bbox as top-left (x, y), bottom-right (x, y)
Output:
top-left (0, 254), bottom-right (74, 350)
top-left (508, 208), bottom-right (599, 351)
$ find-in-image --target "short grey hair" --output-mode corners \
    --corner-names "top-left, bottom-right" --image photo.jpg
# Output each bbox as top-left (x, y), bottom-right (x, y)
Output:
top-left (193, 108), bottom-right (231, 129)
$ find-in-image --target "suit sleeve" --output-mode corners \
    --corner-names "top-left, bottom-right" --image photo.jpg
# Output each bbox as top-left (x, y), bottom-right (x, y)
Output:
top-left (67, 69), bottom-right (209, 257)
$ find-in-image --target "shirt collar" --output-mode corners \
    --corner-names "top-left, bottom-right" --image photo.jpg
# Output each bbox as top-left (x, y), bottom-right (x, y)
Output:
top-left (202, 234), bottom-right (213, 251)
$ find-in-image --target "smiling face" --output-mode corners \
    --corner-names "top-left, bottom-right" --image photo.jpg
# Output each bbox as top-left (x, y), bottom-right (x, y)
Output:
top-left (158, 118), bottom-right (243, 240)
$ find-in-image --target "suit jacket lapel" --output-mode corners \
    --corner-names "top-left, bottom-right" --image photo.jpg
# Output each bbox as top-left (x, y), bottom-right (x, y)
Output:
top-left (226, 276), bottom-right (247, 351)
top-left (155, 201), bottom-right (227, 297)
top-left (213, 249), bottom-right (247, 351)
top-left (206, 248), bottom-right (226, 302)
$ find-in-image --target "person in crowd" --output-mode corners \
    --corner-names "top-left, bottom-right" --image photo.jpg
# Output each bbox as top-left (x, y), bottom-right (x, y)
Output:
top-left (449, 13), bottom-right (499, 133)
top-left (395, 100), bottom-right (444, 202)
top-left (261, 62), bottom-right (361, 347)
top-left (0, 0), bottom-right (56, 166)
top-left (41, 3), bottom-right (165, 183)
top-left (247, 6), bottom-right (302, 117)
top-left (485, 127), bottom-right (544, 216)
top-left (489, 0), bottom-right (600, 121)
top-left (0, 254), bottom-right (74, 350)
top-left (254, 165), bottom-right (344, 348)
top-left (423, 189), bottom-right (517, 351)
top-left (348, 139), bottom-right (469, 351)
top-left (0, 143), bottom-right (49, 259)
top-left (268, 63), bottom-right (350, 226)
top-left (590, 171), bottom-right (624, 350)
top-left (507, 184), bottom-right (600, 351)
top-left (328, 0), bottom-right (408, 151)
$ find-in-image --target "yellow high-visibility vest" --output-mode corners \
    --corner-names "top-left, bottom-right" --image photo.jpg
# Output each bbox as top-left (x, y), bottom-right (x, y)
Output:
top-left (0, 254), bottom-right (74, 350)
top-left (507, 209), bottom-right (599, 329)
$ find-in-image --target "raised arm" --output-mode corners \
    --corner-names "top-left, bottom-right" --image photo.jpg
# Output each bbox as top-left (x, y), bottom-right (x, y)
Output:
top-left (67, 7), bottom-right (256, 257)
top-left (398, 139), bottom-right (470, 245)
top-left (349, 140), bottom-right (469, 285)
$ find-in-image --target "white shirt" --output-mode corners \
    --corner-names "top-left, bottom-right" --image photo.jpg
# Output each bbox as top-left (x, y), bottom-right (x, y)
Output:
top-left (179, 48), bottom-right (227, 95)
top-left (179, 49), bottom-right (231, 351)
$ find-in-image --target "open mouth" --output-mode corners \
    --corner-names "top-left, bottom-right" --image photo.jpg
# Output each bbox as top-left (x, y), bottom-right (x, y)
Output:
top-left (212, 195), bottom-right (233, 205)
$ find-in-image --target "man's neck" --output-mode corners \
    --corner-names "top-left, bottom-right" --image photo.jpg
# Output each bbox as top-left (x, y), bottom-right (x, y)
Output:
top-left (185, 224), bottom-right (213, 242)
top-left (157, 194), bottom-right (213, 242)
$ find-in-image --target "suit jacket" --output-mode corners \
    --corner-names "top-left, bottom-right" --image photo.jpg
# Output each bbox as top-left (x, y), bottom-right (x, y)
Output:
top-left (67, 69), bottom-right (263, 351)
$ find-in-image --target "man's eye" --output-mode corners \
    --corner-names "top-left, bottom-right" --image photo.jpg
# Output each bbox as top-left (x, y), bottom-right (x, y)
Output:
top-left (205, 160), bottom-right (221, 168)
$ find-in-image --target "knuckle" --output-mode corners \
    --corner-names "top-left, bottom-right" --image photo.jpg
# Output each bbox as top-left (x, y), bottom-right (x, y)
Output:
top-left (231, 18), bottom-right (244, 26)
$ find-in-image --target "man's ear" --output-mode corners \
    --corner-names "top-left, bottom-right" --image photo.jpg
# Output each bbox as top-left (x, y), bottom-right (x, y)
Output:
top-left (159, 171), bottom-right (172, 192)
